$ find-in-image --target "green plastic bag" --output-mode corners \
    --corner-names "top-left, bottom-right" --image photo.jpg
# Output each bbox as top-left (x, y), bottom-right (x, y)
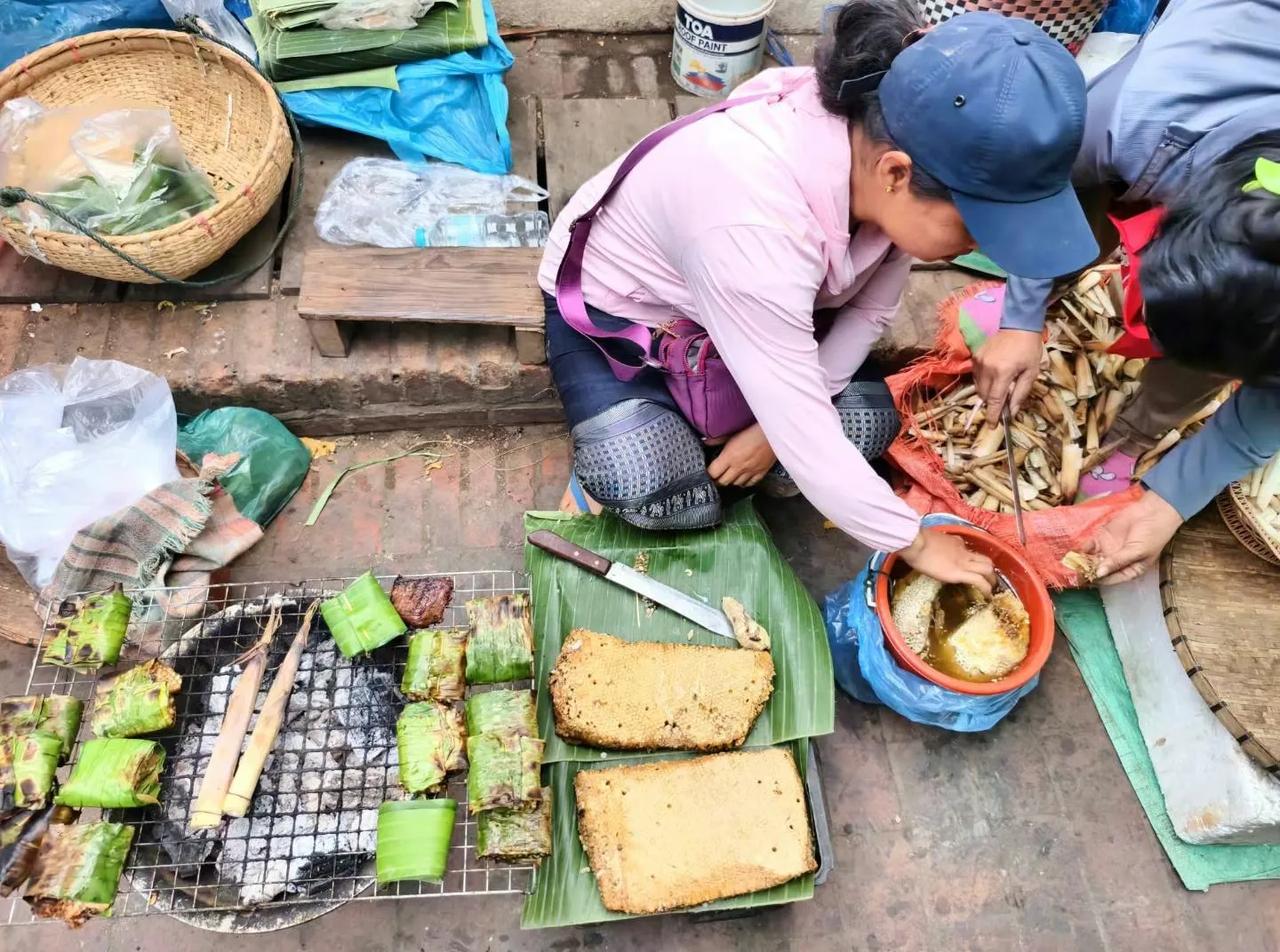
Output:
top-left (177, 408), bottom-right (309, 527)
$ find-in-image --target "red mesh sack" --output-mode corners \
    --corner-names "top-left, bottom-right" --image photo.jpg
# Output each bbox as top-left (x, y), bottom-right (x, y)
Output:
top-left (885, 282), bottom-right (1138, 589)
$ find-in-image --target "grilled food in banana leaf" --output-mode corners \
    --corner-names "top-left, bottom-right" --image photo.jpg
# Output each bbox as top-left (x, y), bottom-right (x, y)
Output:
top-left (0, 732), bottom-right (62, 810)
top-left (56, 739), bottom-right (163, 809)
top-left (463, 689), bottom-right (536, 739)
top-left (464, 594), bottom-right (534, 684)
top-left (42, 585), bottom-right (131, 671)
top-left (465, 733), bottom-right (543, 814)
top-left (0, 695), bottom-right (82, 760)
top-left (0, 804), bottom-right (76, 897)
top-left (390, 575), bottom-right (455, 628)
top-left (375, 799), bottom-right (455, 885)
top-left (321, 571), bottom-right (407, 657)
top-left (476, 793), bottom-right (551, 862)
top-left (25, 821), bottom-right (133, 925)
top-left (91, 660), bottom-right (182, 738)
top-left (401, 627), bottom-right (467, 702)
top-left (396, 702), bottom-right (465, 794)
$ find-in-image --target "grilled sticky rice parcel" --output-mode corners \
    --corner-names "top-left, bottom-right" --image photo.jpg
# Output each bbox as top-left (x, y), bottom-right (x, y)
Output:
top-left (549, 630), bottom-right (774, 752)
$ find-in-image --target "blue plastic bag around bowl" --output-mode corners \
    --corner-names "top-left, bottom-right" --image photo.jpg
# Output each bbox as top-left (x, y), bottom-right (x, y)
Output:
top-left (1, 1), bottom-right (171, 69)
top-left (823, 514), bottom-right (1038, 732)
top-left (280, 0), bottom-right (515, 175)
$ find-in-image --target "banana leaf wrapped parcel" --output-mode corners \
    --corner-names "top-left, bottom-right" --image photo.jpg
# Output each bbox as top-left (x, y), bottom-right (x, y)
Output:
top-left (396, 702), bottom-right (465, 794)
top-left (0, 732), bottom-right (62, 810)
top-left (25, 821), bottom-right (134, 925)
top-left (91, 660), bottom-right (182, 738)
top-left (465, 594), bottom-right (534, 684)
top-left (375, 799), bottom-right (455, 885)
top-left (401, 627), bottom-right (467, 702)
top-left (476, 792), bottom-right (551, 862)
top-left (0, 695), bottom-right (82, 760)
top-left (465, 733), bottom-right (543, 813)
top-left (56, 739), bottom-right (163, 809)
top-left (0, 804), bottom-right (76, 897)
top-left (463, 689), bottom-right (536, 739)
top-left (42, 586), bottom-right (131, 671)
top-left (321, 571), bottom-right (407, 657)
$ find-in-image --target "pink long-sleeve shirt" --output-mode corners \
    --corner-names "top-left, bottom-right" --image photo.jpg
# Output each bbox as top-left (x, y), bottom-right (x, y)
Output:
top-left (537, 67), bottom-right (921, 552)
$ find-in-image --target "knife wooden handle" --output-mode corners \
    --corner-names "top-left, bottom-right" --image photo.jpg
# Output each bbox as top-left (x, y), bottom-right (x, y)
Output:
top-left (526, 531), bottom-right (612, 575)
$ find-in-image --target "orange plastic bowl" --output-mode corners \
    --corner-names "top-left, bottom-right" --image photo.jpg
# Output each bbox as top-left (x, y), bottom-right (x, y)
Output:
top-left (874, 524), bottom-right (1054, 696)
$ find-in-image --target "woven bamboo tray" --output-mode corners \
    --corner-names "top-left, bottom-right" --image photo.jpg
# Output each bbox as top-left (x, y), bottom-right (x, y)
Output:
top-left (1160, 509), bottom-right (1280, 775)
top-left (1217, 482), bottom-right (1280, 566)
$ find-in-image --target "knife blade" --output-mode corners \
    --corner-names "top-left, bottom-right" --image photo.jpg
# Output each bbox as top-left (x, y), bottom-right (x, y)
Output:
top-left (1001, 403), bottom-right (1028, 546)
top-left (526, 530), bottom-right (736, 641)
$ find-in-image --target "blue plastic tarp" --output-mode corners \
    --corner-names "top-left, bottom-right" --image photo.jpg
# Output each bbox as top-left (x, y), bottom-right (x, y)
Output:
top-left (1094, 0), bottom-right (1159, 34)
top-left (1, 0), bottom-right (171, 69)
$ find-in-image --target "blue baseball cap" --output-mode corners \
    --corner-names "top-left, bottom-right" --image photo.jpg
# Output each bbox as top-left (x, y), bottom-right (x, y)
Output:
top-left (877, 13), bottom-right (1098, 279)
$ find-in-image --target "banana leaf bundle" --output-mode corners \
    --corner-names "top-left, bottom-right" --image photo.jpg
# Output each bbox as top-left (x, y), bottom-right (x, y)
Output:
top-left (0, 733), bottom-right (62, 810)
top-left (0, 695), bottom-right (82, 760)
top-left (464, 689), bottom-right (536, 739)
top-left (42, 585), bottom-right (131, 671)
top-left (321, 572), bottom-right (407, 658)
top-left (91, 660), bottom-right (182, 738)
top-left (56, 739), bottom-right (163, 809)
top-left (0, 804), bottom-right (76, 897)
top-left (401, 627), bottom-right (467, 702)
top-left (396, 702), bottom-right (465, 794)
top-left (39, 159), bottom-right (216, 237)
top-left (465, 733), bottom-right (543, 814)
top-left (465, 594), bottom-right (534, 685)
top-left (375, 799), bottom-right (455, 884)
top-left (247, 0), bottom-right (485, 83)
top-left (476, 793), bottom-right (551, 862)
top-left (25, 821), bottom-right (133, 925)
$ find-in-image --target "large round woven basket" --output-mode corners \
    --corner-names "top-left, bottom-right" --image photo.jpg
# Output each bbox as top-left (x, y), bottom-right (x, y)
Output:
top-left (0, 29), bottom-right (292, 283)
top-left (1217, 482), bottom-right (1280, 566)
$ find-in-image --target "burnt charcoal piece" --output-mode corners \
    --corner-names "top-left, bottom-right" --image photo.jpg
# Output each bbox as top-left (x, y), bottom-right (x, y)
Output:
top-left (390, 576), bottom-right (455, 628)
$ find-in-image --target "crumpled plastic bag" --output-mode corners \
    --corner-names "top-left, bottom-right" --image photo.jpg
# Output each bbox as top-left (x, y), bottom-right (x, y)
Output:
top-left (0, 99), bottom-right (217, 240)
top-left (160, 0), bottom-right (256, 61)
top-left (315, 157), bottom-right (547, 247)
top-left (318, 0), bottom-right (435, 30)
top-left (0, 359), bottom-right (180, 589)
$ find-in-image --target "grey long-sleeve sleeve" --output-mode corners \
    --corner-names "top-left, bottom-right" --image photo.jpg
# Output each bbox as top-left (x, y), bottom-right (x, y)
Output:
top-left (999, 274), bottom-right (1056, 332)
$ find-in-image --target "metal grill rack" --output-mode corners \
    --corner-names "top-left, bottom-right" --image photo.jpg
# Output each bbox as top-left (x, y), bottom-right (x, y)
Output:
top-left (4, 572), bottom-right (536, 927)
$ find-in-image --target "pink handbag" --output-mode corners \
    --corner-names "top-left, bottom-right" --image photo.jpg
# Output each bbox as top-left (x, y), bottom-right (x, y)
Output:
top-left (554, 93), bottom-right (772, 441)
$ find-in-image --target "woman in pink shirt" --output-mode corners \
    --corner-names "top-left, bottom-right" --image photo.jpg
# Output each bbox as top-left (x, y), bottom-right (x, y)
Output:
top-left (538, 1), bottom-right (1098, 588)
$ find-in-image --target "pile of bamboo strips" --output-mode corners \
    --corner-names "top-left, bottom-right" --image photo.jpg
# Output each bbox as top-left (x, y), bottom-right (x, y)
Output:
top-left (907, 267), bottom-right (1227, 514)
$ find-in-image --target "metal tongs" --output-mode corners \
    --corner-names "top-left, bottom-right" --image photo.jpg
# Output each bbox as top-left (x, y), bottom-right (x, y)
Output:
top-left (1001, 403), bottom-right (1028, 547)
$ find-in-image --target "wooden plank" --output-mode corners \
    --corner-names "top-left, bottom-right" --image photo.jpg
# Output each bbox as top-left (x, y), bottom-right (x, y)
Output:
top-left (308, 319), bottom-right (354, 358)
top-left (542, 99), bottom-right (674, 220)
top-left (514, 328), bottom-right (546, 364)
top-left (297, 246), bottom-right (544, 328)
top-left (125, 198), bottom-right (282, 302)
top-left (0, 243), bottom-right (120, 305)
top-left (508, 96), bottom-right (540, 190)
top-left (279, 129), bottom-right (392, 295)
top-left (0, 554), bottom-right (41, 647)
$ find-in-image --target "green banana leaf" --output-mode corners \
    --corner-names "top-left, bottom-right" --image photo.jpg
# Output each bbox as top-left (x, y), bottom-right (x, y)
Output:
top-left (520, 740), bottom-right (814, 929)
top-left (523, 502), bottom-right (834, 765)
top-left (56, 739), bottom-right (164, 809)
top-left (258, 0), bottom-right (458, 32)
top-left (247, 0), bottom-right (486, 82)
top-left (274, 66), bottom-right (400, 93)
top-left (464, 690), bottom-right (536, 739)
top-left (0, 695), bottom-right (82, 760)
top-left (24, 821), bottom-right (134, 925)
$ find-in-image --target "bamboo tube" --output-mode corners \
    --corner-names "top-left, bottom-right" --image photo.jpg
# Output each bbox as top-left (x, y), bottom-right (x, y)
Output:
top-left (1074, 350), bottom-right (1098, 399)
top-left (969, 468), bottom-right (1016, 505)
top-left (1175, 397), bottom-right (1225, 432)
top-left (1135, 429), bottom-right (1182, 478)
top-left (190, 607), bottom-right (283, 829)
top-left (1074, 269), bottom-right (1103, 296)
top-left (1097, 388), bottom-right (1127, 438)
top-left (1047, 351), bottom-right (1077, 391)
top-left (1085, 404), bottom-right (1100, 453)
top-left (981, 494), bottom-right (1001, 512)
top-left (913, 385), bottom-right (977, 424)
top-left (970, 422), bottom-right (1005, 458)
top-left (1060, 441), bottom-right (1084, 500)
top-left (224, 602), bottom-right (320, 818)
top-left (1121, 357), bottom-right (1146, 380)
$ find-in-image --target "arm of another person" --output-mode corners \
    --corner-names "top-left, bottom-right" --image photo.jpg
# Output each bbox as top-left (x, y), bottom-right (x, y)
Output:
top-left (1090, 385), bottom-right (1280, 583)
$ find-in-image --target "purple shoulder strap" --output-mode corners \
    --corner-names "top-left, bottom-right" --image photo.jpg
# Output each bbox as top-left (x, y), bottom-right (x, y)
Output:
top-left (554, 92), bottom-right (773, 381)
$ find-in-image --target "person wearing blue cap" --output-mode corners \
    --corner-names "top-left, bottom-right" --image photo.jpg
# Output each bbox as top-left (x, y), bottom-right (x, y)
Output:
top-left (536, 0), bottom-right (1096, 588)
top-left (971, 0), bottom-right (1280, 585)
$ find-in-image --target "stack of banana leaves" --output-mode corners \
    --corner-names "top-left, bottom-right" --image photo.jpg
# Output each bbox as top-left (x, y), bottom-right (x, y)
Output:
top-left (464, 689), bottom-right (550, 862)
top-left (246, 0), bottom-right (487, 84)
top-left (0, 696), bottom-right (83, 811)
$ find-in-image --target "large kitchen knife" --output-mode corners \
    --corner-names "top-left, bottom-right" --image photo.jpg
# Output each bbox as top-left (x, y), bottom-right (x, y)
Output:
top-left (526, 530), bottom-right (736, 641)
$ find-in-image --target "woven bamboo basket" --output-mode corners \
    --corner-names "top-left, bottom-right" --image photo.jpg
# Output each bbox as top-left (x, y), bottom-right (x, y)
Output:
top-left (0, 29), bottom-right (293, 283)
top-left (1217, 482), bottom-right (1280, 566)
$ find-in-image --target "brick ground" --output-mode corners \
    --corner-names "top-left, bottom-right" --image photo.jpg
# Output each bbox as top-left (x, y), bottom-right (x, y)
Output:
top-left (3, 427), bottom-right (1278, 951)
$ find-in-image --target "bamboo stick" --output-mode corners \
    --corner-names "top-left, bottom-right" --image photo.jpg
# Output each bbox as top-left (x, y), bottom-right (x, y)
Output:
top-left (224, 602), bottom-right (320, 818)
top-left (189, 607), bottom-right (283, 829)
top-left (1060, 441), bottom-right (1084, 500)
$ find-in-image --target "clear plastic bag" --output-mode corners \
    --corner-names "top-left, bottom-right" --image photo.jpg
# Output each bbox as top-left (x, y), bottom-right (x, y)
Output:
top-left (160, 0), bottom-right (257, 61)
top-left (0, 99), bottom-right (218, 239)
top-left (315, 157), bottom-right (548, 248)
top-left (318, 0), bottom-right (434, 30)
top-left (0, 358), bottom-right (180, 589)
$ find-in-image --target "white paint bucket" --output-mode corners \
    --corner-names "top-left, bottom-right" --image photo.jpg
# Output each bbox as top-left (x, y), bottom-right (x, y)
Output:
top-left (671, 0), bottom-right (777, 99)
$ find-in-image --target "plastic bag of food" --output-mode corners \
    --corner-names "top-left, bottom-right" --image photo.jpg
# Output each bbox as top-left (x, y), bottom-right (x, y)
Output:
top-left (318, 0), bottom-right (435, 30)
top-left (314, 157), bottom-right (547, 248)
top-left (0, 358), bottom-right (179, 589)
top-left (0, 98), bottom-right (217, 239)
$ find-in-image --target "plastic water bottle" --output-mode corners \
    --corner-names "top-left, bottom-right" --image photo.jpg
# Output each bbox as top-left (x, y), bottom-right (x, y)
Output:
top-left (421, 211), bottom-right (550, 248)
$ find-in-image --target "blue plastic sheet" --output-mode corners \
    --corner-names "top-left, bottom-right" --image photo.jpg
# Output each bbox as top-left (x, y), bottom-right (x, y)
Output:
top-left (823, 514), bottom-right (1039, 732)
top-left (1094, 0), bottom-right (1159, 34)
top-left (280, 0), bottom-right (514, 175)
top-left (1, 0), bottom-right (171, 68)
